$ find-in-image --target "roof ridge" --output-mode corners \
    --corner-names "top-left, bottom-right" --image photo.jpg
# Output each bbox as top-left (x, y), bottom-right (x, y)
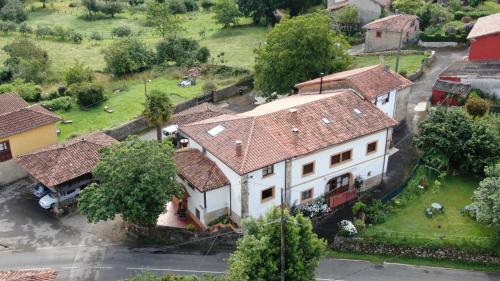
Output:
top-left (239, 117), bottom-right (257, 173)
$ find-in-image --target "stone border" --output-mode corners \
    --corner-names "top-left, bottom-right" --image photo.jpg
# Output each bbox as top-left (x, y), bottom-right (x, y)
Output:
top-left (418, 41), bottom-right (459, 48)
top-left (407, 50), bottom-right (436, 81)
top-left (332, 236), bottom-right (500, 265)
top-left (356, 50), bottom-right (428, 56)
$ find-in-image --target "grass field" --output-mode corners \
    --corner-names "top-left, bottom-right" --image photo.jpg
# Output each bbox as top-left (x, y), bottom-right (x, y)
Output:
top-left (363, 175), bottom-right (496, 251)
top-left (352, 54), bottom-right (427, 75)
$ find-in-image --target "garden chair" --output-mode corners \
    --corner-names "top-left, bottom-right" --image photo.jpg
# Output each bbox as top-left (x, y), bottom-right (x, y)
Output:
top-left (425, 207), bottom-right (433, 218)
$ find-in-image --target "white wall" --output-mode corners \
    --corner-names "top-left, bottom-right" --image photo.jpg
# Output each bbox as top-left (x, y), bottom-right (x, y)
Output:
top-left (373, 89), bottom-right (396, 118)
top-left (246, 161), bottom-right (286, 219)
top-left (461, 78), bottom-right (500, 98)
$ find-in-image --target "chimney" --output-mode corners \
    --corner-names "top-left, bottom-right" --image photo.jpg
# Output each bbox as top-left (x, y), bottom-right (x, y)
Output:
top-left (235, 140), bottom-right (242, 157)
top-left (180, 139), bottom-right (189, 148)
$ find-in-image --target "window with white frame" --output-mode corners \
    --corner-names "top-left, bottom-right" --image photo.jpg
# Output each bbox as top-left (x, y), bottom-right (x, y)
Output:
top-left (262, 164), bottom-right (274, 177)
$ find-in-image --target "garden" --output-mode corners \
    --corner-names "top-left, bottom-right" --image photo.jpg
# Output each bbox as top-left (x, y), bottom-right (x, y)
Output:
top-left (352, 53), bottom-right (427, 77)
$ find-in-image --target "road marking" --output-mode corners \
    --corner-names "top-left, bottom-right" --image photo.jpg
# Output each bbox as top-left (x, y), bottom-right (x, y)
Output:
top-left (127, 268), bottom-right (224, 274)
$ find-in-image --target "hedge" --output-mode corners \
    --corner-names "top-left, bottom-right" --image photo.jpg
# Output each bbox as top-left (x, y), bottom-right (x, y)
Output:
top-left (41, 96), bottom-right (72, 111)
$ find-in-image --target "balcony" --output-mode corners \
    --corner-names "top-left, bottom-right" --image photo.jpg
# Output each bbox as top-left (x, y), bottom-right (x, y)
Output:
top-left (329, 190), bottom-right (358, 209)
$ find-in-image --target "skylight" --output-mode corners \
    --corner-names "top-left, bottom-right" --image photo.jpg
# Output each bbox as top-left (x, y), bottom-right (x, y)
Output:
top-left (353, 108), bottom-right (362, 115)
top-left (207, 125), bottom-right (225, 136)
top-left (321, 118), bottom-right (331, 124)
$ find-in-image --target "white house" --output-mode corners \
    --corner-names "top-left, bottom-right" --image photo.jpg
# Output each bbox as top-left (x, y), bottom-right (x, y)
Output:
top-left (176, 90), bottom-right (398, 227)
top-left (294, 64), bottom-right (413, 123)
top-left (328, 0), bottom-right (390, 25)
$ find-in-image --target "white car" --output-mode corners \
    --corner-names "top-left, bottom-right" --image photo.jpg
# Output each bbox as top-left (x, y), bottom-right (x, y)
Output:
top-left (39, 188), bottom-right (81, 209)
top-left (162, 124), bottom-right (179, 137)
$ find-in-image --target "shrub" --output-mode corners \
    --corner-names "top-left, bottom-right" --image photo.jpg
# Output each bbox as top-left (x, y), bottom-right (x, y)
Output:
top-left (57, 84), bottom-right (67, 96)
top-left (465, 96), bottom-right (490, 118)
top-left (35, 25), bottom-right (53, 38)
top-left (201, 0), bottom-right (213, 9)
top-left (0, 0), bottom-right (27, 23)
top-left (0, 21), bottom-right (16, 34)
top-left (168, 0), bottom-right (187, 14)
top-left (69, 32), bottom-right (83, 44)
top-left (42, 96), bottom-right (72, 111)
top-left (112, 25), bottom-right (132, 37)
top-left (64, 62), bottom-right (93, 86)
top-left (352, 201), bottom-right (366, 216)
top-left (156, 37), bottom-right (202, 66)
top-left (3, 38), bottom-right (50, 83)
top-left (196, 47), bottom-right (210, 63)
top-left (338, 220), bottom-right (357, 237)
top-left (202, 80), bottom-right (217, 93)
top-left (53, 25), bottom-right (68, 40)
top-left (89, 31), bottom-right (103, 41)
top-left (11, 79), bottom-right (43, 102)
top-left (353, 219), bottom-right (366, 232)
top-left (18, 22), bottom-right (32, 34)
top-left (365, 199), bottom-right (387, 225)
top-left (41, 90), bottom-right (59, 100)
top-left (301, 196), bottom-right (328, 218)
top-left (103, 37), bottom-right (155, 76)
top-left (69, 82), bottom-right (104, 107)
top-left (183, 0), bottom-right (198, 11)
top-left (460, 203), bottom-right (479, 219)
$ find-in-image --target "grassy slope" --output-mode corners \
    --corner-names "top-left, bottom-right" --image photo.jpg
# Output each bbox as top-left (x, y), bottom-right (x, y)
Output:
top-left (363, 175), bottom-right (495, 250)
top-left (352, 54), bottom-right (426, 75)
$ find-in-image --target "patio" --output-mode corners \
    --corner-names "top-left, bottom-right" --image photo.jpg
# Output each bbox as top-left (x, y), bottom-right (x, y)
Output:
top-left (156, 200), bottom-right (201, 230)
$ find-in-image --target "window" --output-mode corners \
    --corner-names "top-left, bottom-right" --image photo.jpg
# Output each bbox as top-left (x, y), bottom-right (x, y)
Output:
top-left (0, 140), bottom-right (12, 162)
top-left (262, 164), bottom-right (274, 177)
top-left (301, 189), bottom-right (314, 202)
top-left (330, 150), bottom-right (352, 166)
top-left (379, 93), bottom-right (390, 104)
top-left (302, 162), bottom-right (315, 176)
top-left (367, 171), bottom-right (372, 177)
top-left (376, 31), bottom-right (382, 38)
top-left (261, 186), bottom-right (275, 202)
top-left (195, 208), bottom-right (201, 219)
top-left (328, 173), bottom-right (351, 195)
top-left (367, 141), bottom-right (377, 154)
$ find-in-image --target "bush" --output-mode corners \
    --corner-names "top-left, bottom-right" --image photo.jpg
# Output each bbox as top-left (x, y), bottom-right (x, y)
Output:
top-left (3, 38), bottom-right (50, 83)
top-left (352, 201), bottom-right (366, 216)
top-left (42, 96), bottom-right (72, 111)
top-left (69, 31), bottom-right (83, 44)
top-left (365, 199), bottom-right (387, 225)
top-left (89, 31), bottom-right (103, 41)
top-left (103, 37), bottom-right (155, 76)
top-left (0, 21), bottom-right (16, 33)
top-left (53, 25), bottom-right (68, 40)
top-left (41, 90), bottom-right (59, 100)
top-left (69, 82), bottom-right (104, 107)
top-left (183, 0), bottom-right (198, 11)
top-left (0, 0), bottom-right (27, 23)
top-left (196, 47), bottom-right (210, 63)
top-left (57, 84), bottom-right (67, 96)
top-left (112, 25), bottom-right (132, 37)
top-left (201, 0), bottom-right (213, 9)
top-left (156, 37), bottom-right (204, 66)
top-left (338, 220), bottom-right (357, 237)
top-left (64, 62), bottom-right (93, 86)
top-left (9, 79), bottom-right (43, 102)
top-left (35, 25), bottom-right (53, 38)
top-left (168, 0), bottom-right (187, 14)
top-left (19, 22), bottom-right (32, 34)
top-left (300, 196), bottom-right (328, 218)
top-left (465, 96), bottom-right (490, 118)
top-left (202, 80), bottom-right (217, 93)
top-left (353, 219), bottom-right (366, 232)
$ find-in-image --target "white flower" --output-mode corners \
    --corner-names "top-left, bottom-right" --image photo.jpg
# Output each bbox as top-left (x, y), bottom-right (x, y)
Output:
top-left (340, 220), bottom-right (357, 236)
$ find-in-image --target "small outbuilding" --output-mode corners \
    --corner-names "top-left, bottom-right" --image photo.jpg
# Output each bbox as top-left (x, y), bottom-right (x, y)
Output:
top-left (363, 14), bottom-right (420, 52)
top-left (431, 79), bottom-right (471, 106)
top-left (467, 13), bottom-right (500, 61)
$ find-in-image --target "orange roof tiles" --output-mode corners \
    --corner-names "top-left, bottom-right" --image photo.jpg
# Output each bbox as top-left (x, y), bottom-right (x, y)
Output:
top-left (363, 14), bottom-right (419, 32)
top-left (180, 91), bottom-right (397, 175)
top-left (0, 269), bottom-right (58, 281)
top-left (16, 132), bottom-right (117, 187)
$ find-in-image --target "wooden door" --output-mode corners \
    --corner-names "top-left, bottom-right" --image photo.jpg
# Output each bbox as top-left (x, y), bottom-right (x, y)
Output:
top-left (0, 140), bottom-right (12, 162)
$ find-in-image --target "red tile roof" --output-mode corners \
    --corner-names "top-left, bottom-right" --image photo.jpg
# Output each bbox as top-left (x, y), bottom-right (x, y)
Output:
top-left (173, 103), bottom-right (233, 126)
top-left (16, 132), bottom-right (118, 187)
top-left (328, 0), bottom-right (349, 10)
top-left (295, 65), bottom-right (413, 99)
top-left (363, 14), bottom-right (419, 32)
top-left (467, 13), bottom-right (500, 39)
top-left (180, 91), bottom-right (397, 175)
top-left (0, 269), bottom-right (58, 281)
top-left (0, 93), bottom-right (61, 139)
top-left (173, 148), bottom-right (230, 192)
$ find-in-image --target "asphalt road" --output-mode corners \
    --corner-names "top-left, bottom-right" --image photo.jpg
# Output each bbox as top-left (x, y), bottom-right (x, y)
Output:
top-left (1, 244), bottom-right (499, 281)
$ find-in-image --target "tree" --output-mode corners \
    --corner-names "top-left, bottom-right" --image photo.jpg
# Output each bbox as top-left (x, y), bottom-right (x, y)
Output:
top-left (112, 25), bottom-right (132, 37)
top-left (237, 0), bottom-right (284, 25)
top-left (101, 0), bottom-right (124, 17)
top-left (0, 0), bottom-right (27, 22)
top-left (472, 163), bottom-right (500, 229)
top-left (414, 108), bottom-right (500, 175)
top-left (68, 82), bottom-right (104, 107)
top-left (392, 0), bottom-right (424, 14)
top-left (417, 3), bottom-right (452, 30)
top-left (227, 207), bottom-right (326, 281)
top-left (286, 0), bottom-right (322, 17)
top-left (103, 37), bottom-right (155, 75)
top-left (78, 136), bottom-right (182, 226)
top-left (81, 0), bottom-right (100, 19)
top-left (143, 90), bottom-right (173, 142)
top-left (64, 61), bottom-right (93, 86)
top-left (3, 38), bottom-right (50, 83)
top-left (156, 37), bottom-right (207, 66)
top-left (332, 4), bottom-right (359, 25)
top-left (465, 96), bottom-right (490, 118)
top-left (146, 2), bottom-right (184, 38)
top-left (212, 0), bottom-right (241, 28)
top-left (254, 12), bottom-right (351, 99)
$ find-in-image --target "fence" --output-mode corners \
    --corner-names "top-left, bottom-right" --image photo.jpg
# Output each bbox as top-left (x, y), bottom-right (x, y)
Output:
top-left (381, 160), bottom-right (421, 203)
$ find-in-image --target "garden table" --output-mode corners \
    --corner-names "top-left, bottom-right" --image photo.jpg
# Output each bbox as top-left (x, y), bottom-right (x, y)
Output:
top-left (431, 202), bottom-right (443, 211)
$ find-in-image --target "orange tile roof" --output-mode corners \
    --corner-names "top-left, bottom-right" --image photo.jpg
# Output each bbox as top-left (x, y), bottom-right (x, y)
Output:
top-left (363, 14), bottom-right (419, 32)
top-left (172, 103), bottom-right (233, 126)
top-left (295, 65), bottom-right (413, 99)
top-left (467, 13), bottom-right (500, 39)
top-left (16, 132), bottom-right (118, 187)
top-left (180, 91), bottom-right (397, 175)
top-left (174, 148), bottom-right (230, 192)
top-left (0, 269), bottom-right (58, 281)
top-left (0, 93), bottom-right (61, 138)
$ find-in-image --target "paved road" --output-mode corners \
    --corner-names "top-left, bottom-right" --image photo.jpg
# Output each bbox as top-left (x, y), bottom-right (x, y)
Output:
top-left (1, 244), bottom-right (499, 281)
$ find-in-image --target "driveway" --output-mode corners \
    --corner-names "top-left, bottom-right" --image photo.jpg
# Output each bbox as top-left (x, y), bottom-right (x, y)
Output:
top-left (0, 178), bottom-right (127, 252)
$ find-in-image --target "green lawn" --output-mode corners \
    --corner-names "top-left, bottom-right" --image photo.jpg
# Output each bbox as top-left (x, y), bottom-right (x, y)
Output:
top-left (352, 54), bottom-right (426, 75)
top-left (363, 175), bottom-right (496, 251)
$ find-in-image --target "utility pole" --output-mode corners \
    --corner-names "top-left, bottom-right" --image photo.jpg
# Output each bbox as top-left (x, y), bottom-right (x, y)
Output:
top-left (319, 72), bottom-right (324, 95)
top-left (395, 29), bottom-right (403, 73)
top-left (144, 79), bottom-right (151, 96)
top-left (280, 187), bottom-right (285, 281)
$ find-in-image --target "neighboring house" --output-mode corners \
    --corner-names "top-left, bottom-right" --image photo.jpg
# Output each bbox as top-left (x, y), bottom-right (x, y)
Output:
top-left (172, 102), bottom-right (233, 126)
top-left (431, 79), bottom-right (471, 106)
top-left (0, 92), bottom-right (60, 162)
top-left (16, 132), bottom-right (117, 205)
top-left (363, 14), bottom-right (420, 52)
top-left (0, 269), bottom-right (58, 281)
top-left (328, 0), bottom-right (390, 25)
top-left (439, 60), bottom-right (500, 98)
top-left (467, 13), bottom-right (500, 61)
top-left (294, 64), bottom-right (413, 123)
top-left (177, 91), bottom-right (398, 227)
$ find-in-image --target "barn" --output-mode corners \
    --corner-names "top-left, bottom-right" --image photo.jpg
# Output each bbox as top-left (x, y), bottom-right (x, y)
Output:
top-left (467, 13), bottom-right (500, 61)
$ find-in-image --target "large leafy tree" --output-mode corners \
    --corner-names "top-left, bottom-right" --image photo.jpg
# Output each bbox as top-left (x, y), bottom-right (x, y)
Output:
top-left (146, 2), bottom-right (184, 38)
top-left (286, 0), bottom-right (323, 17)
top-left (417, 3), bottom-right (452, 30)
top-left (212, 0), bottom-right (241, 28)
top-left (227, 207), bottom-right (326, 281)
top-left (254, 12), bottom-right (351, 99)
top-left (236, 0), bottom-right (284, 25)
top-left (3, 38), bottom-right (49, 83)
top-left (414, 108), bottom-right (500, 175)
top-left (143, 90), bottom-right (174, 142)
top-left (392, 0), bottom-right (424, 14)
top-left (473, 163), bottom-right (500, 230)
top-left (78, 136), bottom-right (182, 226)
top-left (103, 37), bottom-right (155, 76)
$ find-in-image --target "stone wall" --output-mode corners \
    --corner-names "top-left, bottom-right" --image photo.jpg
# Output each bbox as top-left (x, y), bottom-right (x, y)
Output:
top-left (213, 75), bottom-right (254, 103)
top-left (105, 116), bottom-right (150, 141)
top-left (407, 50), bottom-right (436, 82)
top-left (418, 41), bottom-right (460, 48)
top-left (332, 236), bottom-right (500, 265)
top-left (0, 160), bottom-right (28, 186)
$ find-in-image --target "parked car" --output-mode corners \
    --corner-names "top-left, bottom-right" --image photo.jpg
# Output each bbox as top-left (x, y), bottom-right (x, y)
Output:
top-left (33, 183), bottom-right (51, 198)
top-left (162, 124), bottom-right (179, 138)
top-left (39, 188), bottom-right (81, 209)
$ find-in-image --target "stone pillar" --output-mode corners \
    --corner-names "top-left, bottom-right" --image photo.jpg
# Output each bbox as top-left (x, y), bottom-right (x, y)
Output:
top-left (241, 174), bottom-right (249, 219)
top-left (284, 160), bottom-right (292, 206)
